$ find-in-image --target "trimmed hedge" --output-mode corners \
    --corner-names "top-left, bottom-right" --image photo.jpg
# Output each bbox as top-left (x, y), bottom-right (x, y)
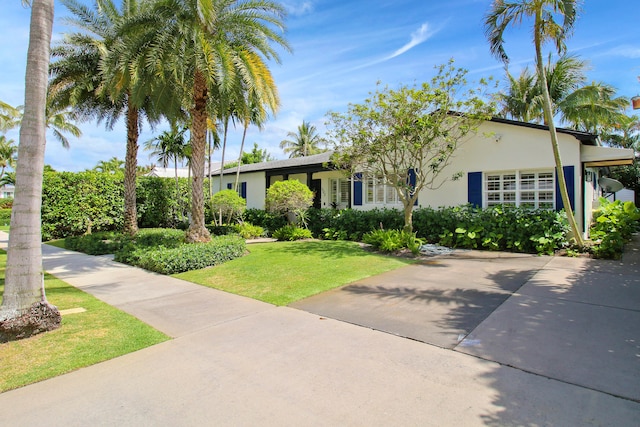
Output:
top-left (122, 235), bottom-right (246, 274)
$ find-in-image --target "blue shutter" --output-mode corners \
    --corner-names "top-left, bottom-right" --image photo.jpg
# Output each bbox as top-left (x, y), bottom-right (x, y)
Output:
top-left (468, 172), bottom-right (482, 208)
top-left (353, 173), bottom-right (363, 206)
top-left (226, 183), bottom-right (232, 190)
top-left (555, 166), bottom-right (575, 211)
top-left (408, 168), bottom-right (418, 206)
top-left (241, 182), bottom-right (247, 199)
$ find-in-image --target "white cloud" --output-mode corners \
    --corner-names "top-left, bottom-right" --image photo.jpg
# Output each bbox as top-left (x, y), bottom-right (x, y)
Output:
top-left (608, 45), bottom-right (640, 59)
top-left (385, 23), bottom-right (435, 60)
top-left (283, 1), bottom-right (314, 16)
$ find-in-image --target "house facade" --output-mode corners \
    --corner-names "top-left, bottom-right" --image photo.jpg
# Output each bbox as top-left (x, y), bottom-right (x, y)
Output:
top-left (212, 117), bottom-right (634, 236)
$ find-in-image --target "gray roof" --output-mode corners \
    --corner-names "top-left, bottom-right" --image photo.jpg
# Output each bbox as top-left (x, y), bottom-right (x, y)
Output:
top-left (215, 151), bottom-right (334, 176)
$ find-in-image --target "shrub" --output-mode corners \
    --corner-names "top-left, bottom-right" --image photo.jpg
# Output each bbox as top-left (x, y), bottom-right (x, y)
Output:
top-left (210, 189), bottom-right (246, 226)
top-left (127, 235), bottom-right (246, 274)
top-left (65, 231), bottom-right (127, 255)
top-left (590, 198), bottom-right (640, 259)
top-left (136, 176), bottom-right (190, 229)
top-left (0, 198), bottom-right (13, 209)
top-left (363, 229), bottom-right (424, 255)
top-left (41, 171), bottom-right (125, 240)
top-left (0, 208), bottom-right (11, 226)
top-left (273, 225), bottom-right (313, 241)
top-left (307, 208), bottom-right (404, 240)
top-left (233, 222), bottom-right (264, 239)
top-left (206, 224), bottom-right (237, 236)
top-left (114, 228), bottom-right (185, 264)
top-left (265, 180), bottom-right (313, 223)
top-left (243, 208), bottom-right (287, 236)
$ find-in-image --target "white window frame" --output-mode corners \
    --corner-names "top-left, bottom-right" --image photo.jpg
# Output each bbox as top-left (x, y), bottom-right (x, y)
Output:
top-left (364, 173), bottom-right (401, 205)
top-left (330, 178), bottom-right (350, 207)
top-left (484, 170), bottom-right (555, 209)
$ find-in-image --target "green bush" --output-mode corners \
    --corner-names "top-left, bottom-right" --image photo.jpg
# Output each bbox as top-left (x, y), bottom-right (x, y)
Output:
top-left (233, 222), bottom-right (264, 239)
top-left (272, 225), bottom-right (313, 241)
top-left (265, 180), bottom-right (313, 222)
top-left (127, 235), bottom-right (246, 274)
top-left (65, 231), bottom-right (127, 255)
top-left (41, 171), bottom-right (125, 240)
top-left (114, 228), bottom-right (185, 264)
top-left (0, 208), bottom-right (11, 226)
top-left (363, 229), bottom-right (424, 255)
top-left (206, 224), bottom-right (237, 236)
top-left (136, 176), bottom-right (191, 229)
top-left (0, 198), bottom-right (13, 209)
top-left (210, 189), bottom-right (246, 225)
top-left (243, 208), bottom-right (287, 236)
top-left (590, 198), bottom-right (640, 259)
top-left (307, 208), bottom-right (404, 241)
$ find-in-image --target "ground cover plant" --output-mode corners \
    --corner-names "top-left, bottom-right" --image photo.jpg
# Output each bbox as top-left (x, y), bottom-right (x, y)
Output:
top-left (174, 240), bottom-right (413, 306)
top-left (0, 250), bottom-right (169, 392)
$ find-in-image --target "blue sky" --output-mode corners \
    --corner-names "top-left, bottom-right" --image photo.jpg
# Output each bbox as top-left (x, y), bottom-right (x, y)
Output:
top-left (0, 0), bottom-right (638, 172)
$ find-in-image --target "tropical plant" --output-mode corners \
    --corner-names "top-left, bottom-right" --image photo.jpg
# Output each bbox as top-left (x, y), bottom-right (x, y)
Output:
top-left (93, 157), bottom-right (125, 174)
top-left (484, 0), bottom-right (585, 247)
top-left (210, 189), bottom-right (246, 226)
top-left (122, 0), bottom-right (290, 243)
top-left (327, 60), bottom-right (495, 233)
top-left (50, 0), bottom-right (163, 236)
top-left (280, 120), bottom-right (326, 158)
top-left (0, 136), bottom-right (18, 179)
top-left (265, 180), bottom-right (314, 225)
top-left (0, 0), bottom-right (62, 342)
top-left (144, 124), bottom-right (189, 218)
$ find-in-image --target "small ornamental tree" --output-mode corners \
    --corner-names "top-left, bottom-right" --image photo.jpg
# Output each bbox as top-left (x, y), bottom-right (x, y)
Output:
top-left (327, 60), bottom-right (496, 233)
top-left (210, 189), bottom-right (246, 226)
top-left (265, 180), bottom-right (314, 224)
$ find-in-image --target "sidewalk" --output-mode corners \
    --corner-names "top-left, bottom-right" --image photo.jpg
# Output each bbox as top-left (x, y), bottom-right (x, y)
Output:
top-left (0, 232), bottom-right (638, 425)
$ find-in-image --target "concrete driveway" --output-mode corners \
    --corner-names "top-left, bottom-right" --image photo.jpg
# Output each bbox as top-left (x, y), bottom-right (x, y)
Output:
top-left (291, 247), bottom-right (640, 402)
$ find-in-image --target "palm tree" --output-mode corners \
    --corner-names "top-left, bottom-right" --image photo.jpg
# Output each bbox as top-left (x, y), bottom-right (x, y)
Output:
top-left (559, 81), bottom-right (629, 134)
top-left (94, 157), bottom-right (125, 174)
top-left (144, 124), bottom-right (189, 216)
top-left (485, 0), bottom-right (584, 246)
top-left (498, 67), bottom-right (541, 122)
top-left (0, 136), bottom-right (18, 179)
top-left (50, 0), bottom-right (162, 236)
top-left (129, 0), bottom-right (290, 242)
top-left (0, 0), bottom-right (62, 341)
top-left (280, 121), bottom-right (326, 158)
top-left (0, 100), bottom-right (22, 132)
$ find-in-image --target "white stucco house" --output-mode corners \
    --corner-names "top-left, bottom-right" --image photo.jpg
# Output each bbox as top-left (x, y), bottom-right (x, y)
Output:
top-left (212, 117), bottom-right (634, 236)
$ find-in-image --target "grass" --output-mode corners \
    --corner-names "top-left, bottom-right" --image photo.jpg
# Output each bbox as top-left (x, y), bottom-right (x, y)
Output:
top-left (174, 240), bottom-right (414, 306)
top-left (0, 251), bottom-right (170, 393)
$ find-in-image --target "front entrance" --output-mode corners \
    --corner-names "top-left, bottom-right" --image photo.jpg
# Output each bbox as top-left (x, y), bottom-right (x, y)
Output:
top-left (310, 179), bottom-right (322, 209)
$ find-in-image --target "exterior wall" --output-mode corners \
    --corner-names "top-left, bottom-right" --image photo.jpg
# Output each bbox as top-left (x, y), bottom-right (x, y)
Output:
top-left (211, 172), bottom-right (266, 210)
top-left (315, 170), bottom-right (348, 209)
top-left (352, 121), bottom-right (586, 231)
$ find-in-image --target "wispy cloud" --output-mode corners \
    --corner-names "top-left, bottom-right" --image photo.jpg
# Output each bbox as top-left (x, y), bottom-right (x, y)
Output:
top-left (385, 23), bottom-right (435, 60)
top-left (608, 45), bottom-right (640, 59)
top-left (283, 1), bottom-right (314, 16)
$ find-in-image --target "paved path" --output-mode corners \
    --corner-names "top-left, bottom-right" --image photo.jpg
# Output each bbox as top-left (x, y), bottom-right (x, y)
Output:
top-left (0, 233), bottom-right (639, 426)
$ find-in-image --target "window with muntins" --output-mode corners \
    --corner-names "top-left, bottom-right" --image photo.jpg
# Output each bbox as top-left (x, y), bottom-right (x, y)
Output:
top-left (485, 170), bottom-right (554, 209)
top-left (330, 178), bottom-right (350, 205)
top-left (365, 174), bottom-right (400, 204)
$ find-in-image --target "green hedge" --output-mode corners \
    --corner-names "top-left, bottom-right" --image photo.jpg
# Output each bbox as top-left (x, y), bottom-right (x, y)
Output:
top-left (0, 209), bottom-right (11, 226)
top-left (41, 171), bottom-right (125, 240)
top-left (121, 234), bottom-right (246, 274)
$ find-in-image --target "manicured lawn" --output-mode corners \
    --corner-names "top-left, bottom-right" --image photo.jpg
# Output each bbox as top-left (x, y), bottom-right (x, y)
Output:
top-left (174, 240), bottom-right (414, 306)
top-left (0, 251), bottom-right (169, 393)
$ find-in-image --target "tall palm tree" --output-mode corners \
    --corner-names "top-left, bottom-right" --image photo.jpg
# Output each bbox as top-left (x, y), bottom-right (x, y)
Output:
top-left (280, 120), bottom-right (326, 158)
top-left (560, 81), bottom-right (629, 134)
top-left (498, 67), bottom-right (541, 122)
top-left (130, 0), bottom-right (290, 242)
top-left (0, 0), bottom-right (61, 341)
top-left (144, 124), bottom-right (189, 216)
top-left (485, 0), bottom-right (584, 246)
top-left (50, 0), bottom-right (162, 236)
top-left (0, 136), bottom-right (18, 179)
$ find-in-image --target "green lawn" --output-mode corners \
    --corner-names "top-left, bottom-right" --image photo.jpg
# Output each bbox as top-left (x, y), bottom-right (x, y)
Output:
top-left (174, 240), bottom-right (414, 306)
top-left (0, 251), bottom-right (169, 393)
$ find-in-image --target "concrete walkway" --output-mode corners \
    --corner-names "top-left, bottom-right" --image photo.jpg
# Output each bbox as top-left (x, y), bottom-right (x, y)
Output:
top-left (0, 233), bottom-right (639, 426)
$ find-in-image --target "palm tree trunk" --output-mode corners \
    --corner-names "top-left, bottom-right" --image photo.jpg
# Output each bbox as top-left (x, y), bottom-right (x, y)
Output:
top-left (1, 0), bottom-right (61, 341)
top-left (234, 121), bottom-right (249, 190)
top-left (186, 70), bottom-right (211, 243)
top-left (534, 11), bottom-right (584, 247)
top-left (123, 104), bottom-right (139, 236)
top-left (174, 156), bottom-right (180, 221)
top-left (208, 128), bottom-right (213, 200)
top-left (218, 116), bottom-right (229, 192)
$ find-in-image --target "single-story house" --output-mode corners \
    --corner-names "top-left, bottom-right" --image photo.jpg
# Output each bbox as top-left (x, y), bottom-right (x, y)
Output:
top-left (0, 184), bottom-right (15, 199)
top-left (212, 117), bottom-right (634, 236)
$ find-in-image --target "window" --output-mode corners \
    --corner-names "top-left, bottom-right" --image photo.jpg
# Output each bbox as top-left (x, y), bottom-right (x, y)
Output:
top-left (330, 178), bottom-right (350, 206)
top-left (365, 174), bottom-right (399, 204)
top-left (485, 170), bottom-right (554, 209)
